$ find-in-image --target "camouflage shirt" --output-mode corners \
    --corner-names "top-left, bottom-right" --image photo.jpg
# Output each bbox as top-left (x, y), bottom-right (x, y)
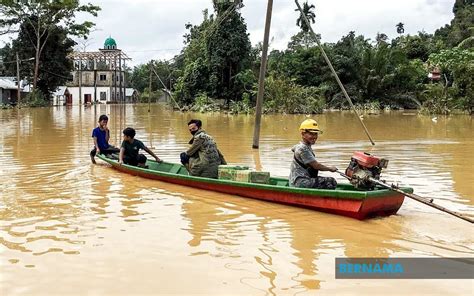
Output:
top-left (187, 129), bottom-right (226, 178)
top-left (289, 141), bottom-right (317, 187)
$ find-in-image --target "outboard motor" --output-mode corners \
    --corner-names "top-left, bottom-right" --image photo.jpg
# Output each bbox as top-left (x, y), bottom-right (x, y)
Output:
top-left (345, 152), bottom-right (388, 190)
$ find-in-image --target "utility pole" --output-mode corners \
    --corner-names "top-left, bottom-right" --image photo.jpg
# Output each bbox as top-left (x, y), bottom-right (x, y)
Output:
top-left (148, 61), bottom-right (152, 112)
top-left (16, 52), bottom-right (21, 108)
top-left (78, 58), bottom-right (82, 105)
top-left (252, 0), bottom-right (273, 149)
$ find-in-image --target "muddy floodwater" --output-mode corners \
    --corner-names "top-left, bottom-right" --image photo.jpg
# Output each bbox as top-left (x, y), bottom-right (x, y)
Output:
top-left (1, 104), bottom-right (473, 295)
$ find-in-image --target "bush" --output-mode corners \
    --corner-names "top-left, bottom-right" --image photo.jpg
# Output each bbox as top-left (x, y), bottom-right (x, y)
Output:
top-left (24, 90), bottom-right (48, 107)
top-left (229, 92), bottom-right (253, 114)
top-left (189, 92), bottom-right (220, 112)
top-left (263, 76), bottom-right (325, 114)
top-left (418, 84), bottom-right (454, 115)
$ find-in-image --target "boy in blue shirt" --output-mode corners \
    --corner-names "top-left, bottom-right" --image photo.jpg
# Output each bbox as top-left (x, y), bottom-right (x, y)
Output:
top-left (90, 114), bottom-right (120, 164)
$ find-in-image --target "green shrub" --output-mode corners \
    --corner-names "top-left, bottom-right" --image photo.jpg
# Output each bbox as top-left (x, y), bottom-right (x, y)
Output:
top-left (189, 92), bottom-right (220, 112)
top-left (418, 84), bottom-right (453, 115)
top-left (263, 76), bottom-right (325, 114)
top-left (24, 90), bottom-right (48, 107)
top-left (229, 92), bottom-right (253, 114)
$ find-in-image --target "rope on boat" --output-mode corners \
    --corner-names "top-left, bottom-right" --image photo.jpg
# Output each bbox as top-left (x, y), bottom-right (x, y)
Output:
top-left (336, 171), bottom-right (474, 224)
top-left (294, 0), bottom-right (375, 146)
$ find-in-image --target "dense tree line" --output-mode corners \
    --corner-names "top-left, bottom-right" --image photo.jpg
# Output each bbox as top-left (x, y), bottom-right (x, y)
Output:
top-left (132, 0), bottom-right (473, 114)
top-left (0, 0), bottom-right (471, 114)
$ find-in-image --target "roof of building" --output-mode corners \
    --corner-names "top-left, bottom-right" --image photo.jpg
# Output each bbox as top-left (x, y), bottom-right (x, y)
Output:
top-left (53, 86), bottom-right (68, 96)
top-left (0, 77), bottom-right (18, 90)
top-left (104, 37), bottom-right (117, 49)
top-left (125, 88), bottom-right (136, 96)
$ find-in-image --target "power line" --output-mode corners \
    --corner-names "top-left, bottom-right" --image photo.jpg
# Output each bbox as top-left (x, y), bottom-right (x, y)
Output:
top-left (125, 48), bottom-right (181, 53)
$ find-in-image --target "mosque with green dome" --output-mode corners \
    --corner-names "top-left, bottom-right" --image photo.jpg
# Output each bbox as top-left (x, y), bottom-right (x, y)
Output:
top-left (57, 37), bottom-right (136, 105)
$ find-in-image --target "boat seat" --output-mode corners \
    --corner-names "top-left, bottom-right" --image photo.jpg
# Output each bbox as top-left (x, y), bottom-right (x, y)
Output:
top-left (276, 180), bottom-right (289, 187)
top-left (169, 164), bottom-right (182, 174)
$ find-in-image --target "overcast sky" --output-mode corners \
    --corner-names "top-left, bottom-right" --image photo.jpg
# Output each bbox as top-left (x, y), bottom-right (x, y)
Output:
top-left (1, 0), bottom-right (455, 66)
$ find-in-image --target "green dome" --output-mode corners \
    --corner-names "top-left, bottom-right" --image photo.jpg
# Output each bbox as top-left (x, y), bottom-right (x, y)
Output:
top-left (104, 37), bottom-right (117, 49)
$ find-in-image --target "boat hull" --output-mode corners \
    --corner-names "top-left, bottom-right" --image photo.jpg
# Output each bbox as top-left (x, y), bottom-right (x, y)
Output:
top-left (98, 155), bottom-right (408, 220)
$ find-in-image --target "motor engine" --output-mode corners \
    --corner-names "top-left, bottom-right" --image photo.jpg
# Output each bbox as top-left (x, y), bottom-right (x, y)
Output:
top-left (345, 152), bottom-right (388, 190)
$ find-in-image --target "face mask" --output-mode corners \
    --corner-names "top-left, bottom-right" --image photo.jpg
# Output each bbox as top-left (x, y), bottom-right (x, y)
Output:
top-left (190, 130), bottom-right (198, 135)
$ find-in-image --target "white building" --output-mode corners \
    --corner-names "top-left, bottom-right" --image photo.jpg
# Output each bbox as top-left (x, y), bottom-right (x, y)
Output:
top-left (61, 37), bottom-right (132, 105)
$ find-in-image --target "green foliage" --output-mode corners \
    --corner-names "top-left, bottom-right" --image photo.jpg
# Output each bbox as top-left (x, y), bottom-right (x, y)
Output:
top-left (2, 19), bottom-right (75, 97)
top-left (130, 64), bottom-right (153, 93)
top-left (172, 4), bottom-right (252, 105)
top-left (295, 2), bottom-right (316, 33)
top-left (0, 0), bottom-right (100, 89)
top-left (287, 31), bottom-right (320, 50)
top-left (263, 76), bottom-right (325, 114)
top-left (428, 47), bottom-right (474, 72)
top-left (428, 47), bottom-right (474, 113)
top-left (23, 90), bottom-right (48, 107)
top-left (229, 92), bottom-right (252, 114)
top-left (189, 92), bottom-right (220, 112)
top-left (0, 0), bottom-right (100, 37)
top-left (434, 0), bottom-right (474, 47)
top-left (419, 84), bottom-right (454, 115)
top-left (451, 63), bottom-right (474, 113)
top-left (129, 60), bottom-right (179, 94)
top-left (396, 34), bottom-right (432, 61)
top-left (122, 0), bottom-right (474, 114)
top-left (174, 57), bottom-right (210, 104)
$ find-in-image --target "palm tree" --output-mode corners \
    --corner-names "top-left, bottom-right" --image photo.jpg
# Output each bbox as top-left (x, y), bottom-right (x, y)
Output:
top-left (295, 2), bottom-right (316, 33)
top-left (396, 22), bottom-right (405, 35)
top-left (376, 32), bottom-right (388, 44)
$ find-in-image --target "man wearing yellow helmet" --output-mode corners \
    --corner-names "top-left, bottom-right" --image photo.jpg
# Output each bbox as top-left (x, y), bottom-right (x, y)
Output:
top-left (289, 119), bottom-right (338, 189)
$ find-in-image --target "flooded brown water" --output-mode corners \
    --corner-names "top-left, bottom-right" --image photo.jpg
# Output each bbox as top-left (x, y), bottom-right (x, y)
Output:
top-left (1, 104), bottom-right (473, 295)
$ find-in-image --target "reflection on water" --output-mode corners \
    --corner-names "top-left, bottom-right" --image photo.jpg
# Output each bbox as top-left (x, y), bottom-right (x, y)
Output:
top-left (0, 105), bottom-right (473, 295)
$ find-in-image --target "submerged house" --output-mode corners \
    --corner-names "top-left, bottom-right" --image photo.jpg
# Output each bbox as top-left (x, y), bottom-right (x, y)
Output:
top-left (0, 77), bottom-right (29, 105)
top-left (0, 77), bottom-right (17, 104)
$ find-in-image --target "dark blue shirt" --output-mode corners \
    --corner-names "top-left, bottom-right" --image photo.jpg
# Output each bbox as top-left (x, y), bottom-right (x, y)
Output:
top-left (92, 127), bottom-right (109, 150)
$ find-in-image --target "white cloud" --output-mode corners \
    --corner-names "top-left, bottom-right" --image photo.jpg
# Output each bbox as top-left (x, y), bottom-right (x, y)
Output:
top-left (1, 0), bottom-right (455, 65)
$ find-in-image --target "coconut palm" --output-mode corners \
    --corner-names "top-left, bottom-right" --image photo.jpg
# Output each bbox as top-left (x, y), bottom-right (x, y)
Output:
top-left (396, 22), bottom-right (405, 35)
top-left (295, 2), bottom-right (316, 33)
top-left (376, 32), bottom-right (388, 44)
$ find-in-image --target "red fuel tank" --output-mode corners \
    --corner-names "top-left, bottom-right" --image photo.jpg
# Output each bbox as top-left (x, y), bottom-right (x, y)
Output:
top-left (352, 151), bottom-right (381, 168)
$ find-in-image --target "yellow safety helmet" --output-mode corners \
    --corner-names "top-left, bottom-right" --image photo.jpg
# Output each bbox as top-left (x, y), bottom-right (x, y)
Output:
top-left (299, 119), bottom-right (323, 134)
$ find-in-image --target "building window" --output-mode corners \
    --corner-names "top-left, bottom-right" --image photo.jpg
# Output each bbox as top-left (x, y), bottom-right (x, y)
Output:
top-left (100, 92), bottom-right (107, 101)
top-left (99, 74), bottom-right (107, 81)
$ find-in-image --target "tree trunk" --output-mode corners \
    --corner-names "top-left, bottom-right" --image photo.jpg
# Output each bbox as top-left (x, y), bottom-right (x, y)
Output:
top-left (33, 35), bottom-right (41, 89)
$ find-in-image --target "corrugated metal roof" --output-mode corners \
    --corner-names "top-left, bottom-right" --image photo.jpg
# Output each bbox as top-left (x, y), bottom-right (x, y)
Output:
top-left (53, 86), bottom-right (68, 96)
top-left (0, 77), bottom-right (18, 90)
top-left (125, 88), bottom-right (136, 96)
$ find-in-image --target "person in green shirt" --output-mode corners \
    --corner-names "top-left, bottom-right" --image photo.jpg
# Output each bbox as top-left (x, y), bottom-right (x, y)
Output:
top-left (119, 127), bottom-right (161, 167)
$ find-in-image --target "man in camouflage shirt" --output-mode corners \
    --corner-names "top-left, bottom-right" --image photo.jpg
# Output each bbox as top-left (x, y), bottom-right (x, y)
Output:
top-left (289, 119), bottom-right (337, 189)
top-left (181, 119), bottom-right (226, 178)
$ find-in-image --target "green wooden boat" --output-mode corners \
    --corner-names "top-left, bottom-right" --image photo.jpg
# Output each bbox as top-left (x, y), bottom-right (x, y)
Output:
top-left (97, 154), bottom-right (413, 220)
